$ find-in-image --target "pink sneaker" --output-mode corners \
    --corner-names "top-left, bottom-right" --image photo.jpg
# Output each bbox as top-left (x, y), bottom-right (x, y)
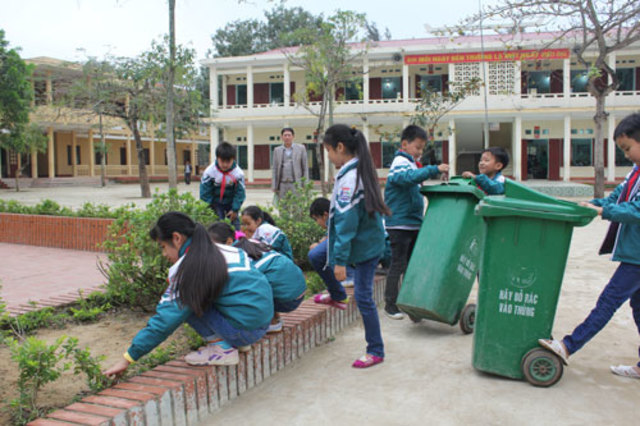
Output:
top-left (352, 354), bottom-right (384, 368)
top-left (185, 344), bottom-right (239, 366)
top-left (313, 293), bottom-right (348, 310)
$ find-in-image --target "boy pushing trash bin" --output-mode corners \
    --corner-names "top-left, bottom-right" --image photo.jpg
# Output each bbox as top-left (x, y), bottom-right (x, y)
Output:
top-left (539, 113), bottom-right (640, 380)
top-left (462, 147), bottom-right (509, 195)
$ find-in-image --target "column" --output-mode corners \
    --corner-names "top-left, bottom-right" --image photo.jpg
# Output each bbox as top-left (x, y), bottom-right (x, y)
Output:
top-left (402, 63), bottom-right (409, 103)
top-left (222, 75), bottom-right (228, 108)
top-left (31, 149), bottom-right (38, 178)
top-left (89, 129), bottom-right (95, 177)
top-left (448, 119), bottom-right (456, 175)
top-left (247, 124), bottom-right (254, 183)
top-left (126, 134), bottom-right (132, 175)
top-left (512, 116), bottom-right (522, 181)
top-left (149, 126), bottom-right (156, 176)
top-left (562, 59), bottom-right (571, 98)
top-left (45, 73), bottom-right (53, 105)
top-left (210, 67), bottom-right (218, 113)
top-left (283, 64), bottom-right (291, 106)
top-left (363, 57), bottom-right (370, 104)
top-left (47, 127), bottom-right (55, 178)
top-left (563, 115), bottom-right (571, 181)
top-left (191, 141), bottom-right (197, 167)
top-left (209, 124), bottom-right (219, 163)
top-left (607, 115), bottom-right (616, 182)
top-left (247, 65), bottom-right (254, 108)
top-left (71, 130), bottom-right (77, 177)
top-left (514, 61), bottom-right (521, 95)
top-left (362, 119), bottom-right (370, 144)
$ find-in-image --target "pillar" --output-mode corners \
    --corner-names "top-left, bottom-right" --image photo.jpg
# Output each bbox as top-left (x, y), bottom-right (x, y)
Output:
top-left (149, 126), bottom-right (156, 176)
top-left (71, 130), bottom-right (77, 177)
top-left (607, 115), bottom-right (616, 182)
top-left (448, 119), bottom-right (456, 175)
top-left (210, 67), bottom-right (218, 112)
top-left (402, 63), bottom-right (409, 103)
top-left (31, 149), bottom-right (37, 178)
top-left (514, 61), bottom-right (521, 95)
top-left (563, 58), bottom-right (571, 97)
top-left (222, 75), bottom-right (228, 108)
top-left (563, 115), bottom-right (571, 181)
top-left (126, 134), bottom-right (132, 175)
top-left (47, 127), bottom-right (55, 178)
top-left (247, 65), bottom-right (254, 108)
top-left (513, 116), bottom-right (522, 181)
top-left (209, 124), bottom-right (219, 163)
top-left (89, 129), bottom-right (95, 177)
top-left (283, 64), bottom-right (290, 105)
top-left (363, 57), bottom-right (370, 104)
top-left (247, 124), bottom-right (254, 183)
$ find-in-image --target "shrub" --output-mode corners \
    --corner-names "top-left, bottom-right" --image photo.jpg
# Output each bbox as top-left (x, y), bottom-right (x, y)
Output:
top-left (305, 271), bottom-right (326, 296)
top-left (100, 189), bottom-right (218, 310)
top-left (276, 179), bottom-right (325, 270)
top-left (0, 198), bottom-right (120, 218)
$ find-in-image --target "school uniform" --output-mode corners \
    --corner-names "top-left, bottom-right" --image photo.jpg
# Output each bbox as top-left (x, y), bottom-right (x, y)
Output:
top-left (199, 161), bottom-right (246, 229)
top-left (252, 250), bottom-right (306, 312)
top-left (253, 222), bottom-right (294, 260)
top-left (474, 171), bottom-right (506, 195)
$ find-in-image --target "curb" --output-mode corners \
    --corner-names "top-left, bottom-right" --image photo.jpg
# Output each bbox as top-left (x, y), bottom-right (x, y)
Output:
top-left (28, 276), bottom-right (386, 425)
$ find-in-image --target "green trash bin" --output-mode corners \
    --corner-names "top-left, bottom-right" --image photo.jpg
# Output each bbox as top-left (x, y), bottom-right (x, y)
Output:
top-left (397, 177), bottom-right (485, 334)
top-left (473, 180), bottom-right (596, 387)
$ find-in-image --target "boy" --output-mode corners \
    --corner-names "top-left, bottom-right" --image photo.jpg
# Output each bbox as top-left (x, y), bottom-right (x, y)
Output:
top-left (308, 197), bottom-right (355, 287)
top-left (462, 147), bottom-right (509, 195)
top-left (539, 113), bottom-right (640, 379)
top-left (383, 125), bottom-right (449, 320)
top-left (200, 142), bottom-right (246, 230)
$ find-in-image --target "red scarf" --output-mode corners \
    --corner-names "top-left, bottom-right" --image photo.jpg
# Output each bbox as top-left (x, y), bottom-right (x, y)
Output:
top-left (624, 167), bottom-right (640, 201)
top-left (216, 164), bottom-right (237, 201)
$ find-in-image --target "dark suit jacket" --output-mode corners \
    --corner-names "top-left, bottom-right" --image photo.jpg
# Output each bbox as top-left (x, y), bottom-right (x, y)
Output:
top-left (272, 143), bottom-right (309, 191)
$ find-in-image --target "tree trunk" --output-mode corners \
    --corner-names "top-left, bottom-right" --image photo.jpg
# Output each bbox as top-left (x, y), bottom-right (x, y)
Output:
top-left (14, 152), bottom-right (20, 192)
top-left (316, 92), bottom-right (329, 197)
top-left (165, 0), bottom-right (178, 188)
top-left (99, 112), bottom-right (107, 187)
top-left (593, 94), bottom-right (607, 199)
top-left (131, 122), bottom-right (151, 198)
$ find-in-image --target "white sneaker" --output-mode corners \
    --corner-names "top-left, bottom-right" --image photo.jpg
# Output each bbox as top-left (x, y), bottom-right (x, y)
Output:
top-left (341, 280), bottom-right (354, 288)
top-left (185, 344), bottom-right (239, 366)
top-left (384, 305), bottom-right (404, 320)
top-left (538, 339), bottom-right (569, 365)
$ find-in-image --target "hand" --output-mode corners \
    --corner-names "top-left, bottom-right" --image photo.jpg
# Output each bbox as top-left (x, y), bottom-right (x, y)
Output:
top-left (334, 265), bottom-right (346, 282)
top-left (462, 171), bottom-right (475, 178)
top-left (438, 163), bottom-right (450, 173)
top-left (580, 202), bottom-right (603, 215)
top-left (227, 211), bottom-right (238, 222)
top-left (103, 358), bottom-right (130, 378)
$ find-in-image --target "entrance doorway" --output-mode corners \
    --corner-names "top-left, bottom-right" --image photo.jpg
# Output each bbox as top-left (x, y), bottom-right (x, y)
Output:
top-left (527, 139), bottom-right (548, 179)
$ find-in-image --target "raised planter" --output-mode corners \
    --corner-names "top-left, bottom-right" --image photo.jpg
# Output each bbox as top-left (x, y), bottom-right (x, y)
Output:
top-left (0, 213), bottom-right (113, 252)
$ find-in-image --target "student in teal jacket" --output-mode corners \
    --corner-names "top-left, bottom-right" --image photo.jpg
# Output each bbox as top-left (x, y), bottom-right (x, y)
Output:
top-left (104, 212), bottom-right (273, 377)
top-left (462, 147), bottom-right (509, 195)
top-left (240, 205), bottom-right (294, 260)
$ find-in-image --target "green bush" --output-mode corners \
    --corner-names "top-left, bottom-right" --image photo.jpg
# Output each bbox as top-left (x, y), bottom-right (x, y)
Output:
top-left (276, 179), bottom-right (325, 270)
top-left (0, 198), bottom-right (120, 218)
top-left (305, 271), bottom-right (326, 297)
top-left (101, 189), bottom-right (218, 310)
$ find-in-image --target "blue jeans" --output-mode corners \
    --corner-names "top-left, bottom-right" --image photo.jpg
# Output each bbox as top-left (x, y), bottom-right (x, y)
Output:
top-left (354, 256), bottom-right (385, 358)
top-left (212, 201), bottom-right (240, 230)
top-left (186, 307), bottom-right (268, 348)
top-left (274, 294), bottom-right (304, 313)
top-left (308, 239), bottom-right (354, 301)
top-left (563, 262), bottom-right (640, 367)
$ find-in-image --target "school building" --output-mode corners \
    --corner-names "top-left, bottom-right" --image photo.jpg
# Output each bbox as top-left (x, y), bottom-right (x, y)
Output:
top-left (0, 57), bottom-right (210, 182)
top-left (202, 31), bottom-right (640, 183)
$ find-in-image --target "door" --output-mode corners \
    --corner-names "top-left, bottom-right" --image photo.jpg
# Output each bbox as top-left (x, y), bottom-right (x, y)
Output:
top-left (527, 139), bottom-right (549, 179)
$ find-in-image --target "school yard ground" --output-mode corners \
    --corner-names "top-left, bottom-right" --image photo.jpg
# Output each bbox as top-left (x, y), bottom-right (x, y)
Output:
top-left (0, 183), bottom-right (637, 425)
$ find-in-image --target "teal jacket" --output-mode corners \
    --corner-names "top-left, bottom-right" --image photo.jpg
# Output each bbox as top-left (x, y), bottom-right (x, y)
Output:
top-left (126, 244), bottom-right (273, 361)
top-left (252, 250), bottom-right (307, 302)
top-left (384, 151), bottom-right (440, 229)
top-left (253, 223), bottom-right (294, 260)
top-left (327, 158), bottom-right (385, 266)
top-left (591, 165), bottom-right (640, 266)
top-left (474, 171), bottom-right (506, 195)
top-left (199, 161), bottom-right (246, 212)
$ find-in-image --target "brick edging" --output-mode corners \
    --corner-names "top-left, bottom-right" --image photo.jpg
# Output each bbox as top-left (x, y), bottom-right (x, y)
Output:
top-left (28, 276), bottom-right (386, 426)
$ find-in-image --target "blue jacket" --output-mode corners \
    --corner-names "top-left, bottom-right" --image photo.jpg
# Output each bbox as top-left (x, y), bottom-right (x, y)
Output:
top-left (328, 158), bottom-right (385, 266)
top-left (384, 151), bottom-right (440, 229)
top-left (591, 166), bottom-right (640, 266)
top-left (199, 161), bottom-right (246, 212)
top-left (126, 244), bottom-right (273, 361)
top-left (252, 250), bottom-right (307, 302)
top-left (475, 171), bottom-right (506, 195)
top-left (253, 223), bottom-right (294, 260)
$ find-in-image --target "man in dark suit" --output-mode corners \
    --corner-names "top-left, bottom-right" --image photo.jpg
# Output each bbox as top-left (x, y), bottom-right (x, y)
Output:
top-left (271, 127), bottom-right (308, 201)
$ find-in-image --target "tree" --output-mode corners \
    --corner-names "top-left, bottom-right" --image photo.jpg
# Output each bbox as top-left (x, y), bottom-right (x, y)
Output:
top-left (165, 0), bottom-right (178, 188)
top-left (285, 10), bottom-right (369, 195)
top-left (458, 0), bottom-right (640, 197)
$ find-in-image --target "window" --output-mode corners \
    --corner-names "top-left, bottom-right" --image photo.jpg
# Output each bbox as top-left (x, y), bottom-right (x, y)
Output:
top-left (66, 145), bottom-right (81, 165)
top-left (616, 68), bottom-right (635, 91)
top-left (183, 150), bottom-right (191, 164)
top-left (382, 141), bottom-right (400, 167)
top-left (67, 145), bottom-right (72, 166)
top-left (236, 84), bottom-right (247, 105)
top-left (381, 77), bottom-right (401, 99)
top-left (76, 146), bottom-right (81, 164)
top-left (571, 139), bottom-right (592, 166)
top-left (571, 70), bottom-right (589, 93)
top-left (419, 75), bottom-right (442, 94)
top-left (269, 83), bottom-right (284, 104)
top-left (95, 151), bottom-right (107, 165)
top-left (344, 80), bottom-right (362, 100)
top-left (120, 147), bottom-right (127, 165)
top-left (616, 145), bottom-right (633, 167)
top-left (143, 148), bottom-right (150, 165)
top-left (237, 145), bottom-right (248, 170)
top-left (527, 71), bottom-right (551, 94)
top-left (421, 141), bottom-right (443, 166)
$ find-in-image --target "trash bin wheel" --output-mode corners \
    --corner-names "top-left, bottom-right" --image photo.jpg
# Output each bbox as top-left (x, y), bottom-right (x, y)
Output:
top-left (408, 314), bottom-right (422, 323)
top-left (459, 304), bottom-right (476, 334)
top-left (521, 348), bottom-right (563, 387)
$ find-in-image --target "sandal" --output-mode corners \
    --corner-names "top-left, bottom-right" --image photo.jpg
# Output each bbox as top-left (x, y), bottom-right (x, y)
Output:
top-left (538, 338), bottom-right (569, 365)
top-left (610, 365), bottom-right (640, 379)
top-left (313, 293), bottom-right (348, 310)
top-left (352, 354), bottom-right (384, 369)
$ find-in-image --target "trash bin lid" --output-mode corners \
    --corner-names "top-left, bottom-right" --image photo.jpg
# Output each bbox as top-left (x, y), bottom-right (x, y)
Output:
top-left (475, 196), bottom-right (597, 226)
top-left (420, 176), bottom-right (485, 200)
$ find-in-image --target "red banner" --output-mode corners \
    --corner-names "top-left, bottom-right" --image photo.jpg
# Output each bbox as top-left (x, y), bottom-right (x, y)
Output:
top-left (404, 48), bottom-right (570, 65)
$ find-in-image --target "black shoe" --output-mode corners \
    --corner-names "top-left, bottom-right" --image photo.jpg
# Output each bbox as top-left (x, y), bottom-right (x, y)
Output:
top-left (384, 305), bottom-right (404, 320)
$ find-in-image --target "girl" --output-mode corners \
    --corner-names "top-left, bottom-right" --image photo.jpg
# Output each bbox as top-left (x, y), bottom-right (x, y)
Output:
top-left (104, 212), bottom-right (273, 376)
top-left (208, 222), bottom-right (307, 333)
top-left (240, 205), bottom-right (294, 260)
top-left (314, 124), bottom-right (391, 368)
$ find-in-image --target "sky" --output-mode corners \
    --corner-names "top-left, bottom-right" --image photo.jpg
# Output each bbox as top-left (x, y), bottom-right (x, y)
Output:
top-left (0, 0), bottom-right (488, 62)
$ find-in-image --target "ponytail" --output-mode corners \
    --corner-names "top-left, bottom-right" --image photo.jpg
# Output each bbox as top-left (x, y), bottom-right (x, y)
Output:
top-left (234, 237), bottom-right (270, 261)
top-left (323, 124), bottom-right (391, 217)
top-left (208, 221), bottom-right (235, 244)
top-left (241, 205), bottom-right (277, 226)
top-left (150, 212), bottom-right (229, 317)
